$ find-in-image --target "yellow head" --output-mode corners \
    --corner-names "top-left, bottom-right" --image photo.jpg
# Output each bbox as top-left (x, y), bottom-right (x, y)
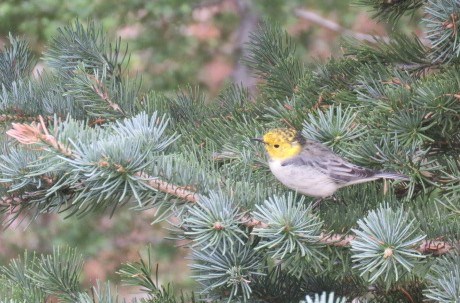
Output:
top-left (254, 128), bottom-right (304, 161)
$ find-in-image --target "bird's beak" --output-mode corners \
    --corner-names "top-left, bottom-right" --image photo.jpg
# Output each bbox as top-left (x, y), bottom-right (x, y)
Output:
top-left (251, 137), bottom-right (265, 144)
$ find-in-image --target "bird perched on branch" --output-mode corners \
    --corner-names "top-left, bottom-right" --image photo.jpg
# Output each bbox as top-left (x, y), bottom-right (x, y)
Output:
top-left (252, 128), bottom-right (409, 199)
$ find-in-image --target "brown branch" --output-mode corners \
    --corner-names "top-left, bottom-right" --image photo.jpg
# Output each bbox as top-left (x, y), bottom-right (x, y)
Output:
top-left (88, 74), bottom-right (125, 114)
top-left (4, 121), bottom-right (457, 255)
top-left (418, 239), bottom-right (454, 256)
top-left (6, 115), bottom-right (73, 157)
top-left (136, 172), bottom-right (199, 203)
top-left (0, 113), bottom-right (110, 128)
top-left (294, 8), bottom-right (390, 44)
top-left (6, 120), bottom-right (200, 204)
top-left (319, 233), bottom-right (355, 247)
top-left (0, 114), bottom-right (53, 123)
top-left (231, 0), bottom-right (258, 94)
top-left (0, 190), bottom-right (456, 256)
top-left (294, 8), bottom-right (432, 47)
top-left (319, 233), bottom-right (456, 255)
top-left (0, 182), bottom-right (457, 256)
top-left (243, 213), bottom-right (268, 229)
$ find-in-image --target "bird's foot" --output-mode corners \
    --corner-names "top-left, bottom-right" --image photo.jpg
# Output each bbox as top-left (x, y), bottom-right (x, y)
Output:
top-left (311, 198), bottom-right (323, 209)
top-left (311, 195), bottom-right (341, 209)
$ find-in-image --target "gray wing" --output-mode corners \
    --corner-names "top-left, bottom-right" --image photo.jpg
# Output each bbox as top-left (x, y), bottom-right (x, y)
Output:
top-left (281, 141), bottom-right (376, 185)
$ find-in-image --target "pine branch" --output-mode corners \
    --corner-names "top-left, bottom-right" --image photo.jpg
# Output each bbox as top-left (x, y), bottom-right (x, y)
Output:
top-left (44, 20), bottom-right (127, 81)
top-left (244, 22), bottom-right (306, 102)
top-left (321, 233), bottom-right (455, 255)
top-left (0, 34), bottom-right (37, 91)
top-left (64, 65), bottom-right (135, 119)
top-left (190, 241), bottom-right (265, 302)
top-left (344, 33), bottom-right (432, 72)
top-left (355, 0), bottom-right (425, 23)
top-left (2, 15), bottom-right (460, 301)
top-left (137, 171), bottom-right (199, 203)
top-left (424, 253), bottom-right (460, 302)
top-left (1, 113), bottom-right (181, 218)
top-left (424, 0), bottom-right (460, 64)
top-left (0, 114), bottom-right (54, 123)
top-left (0, 247), bottom-right (85, 302)
top-left (4, 119), bottom-right (457, 258)
top-left (118, 246), bottom-right (177, 302)
top-left (6, 116), bottom-right (73, 157)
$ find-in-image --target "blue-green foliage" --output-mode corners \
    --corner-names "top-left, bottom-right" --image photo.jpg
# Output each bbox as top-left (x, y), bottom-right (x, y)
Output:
top-left (1, 1), bottom-right (460, 301)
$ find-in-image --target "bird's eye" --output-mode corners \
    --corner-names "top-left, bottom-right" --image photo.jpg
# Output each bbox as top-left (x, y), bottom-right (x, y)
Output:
top-left (274, 144), bottom-right (280, 148)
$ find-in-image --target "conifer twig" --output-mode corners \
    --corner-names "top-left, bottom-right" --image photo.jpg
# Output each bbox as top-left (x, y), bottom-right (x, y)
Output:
top-left (3, 120), bottom-right (457, 255)
top-left (88, 74), bottom-right (125, 114)
top-left (136, 172), bottom-right (199, 203)
top-left (6, 116), bottom-right (73, 157)
top-left (0, 114), bottom-right (52, 123)
top-left (320, 233), bottom-right (455, 255)
top-left (418, 239), bottom-right (454, 256)
top-left (319, 233), bottom-right (355, 247)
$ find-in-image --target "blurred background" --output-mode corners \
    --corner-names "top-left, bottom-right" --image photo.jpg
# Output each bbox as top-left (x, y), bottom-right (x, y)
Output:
top-left (0, 0), bottom-right (421, 298)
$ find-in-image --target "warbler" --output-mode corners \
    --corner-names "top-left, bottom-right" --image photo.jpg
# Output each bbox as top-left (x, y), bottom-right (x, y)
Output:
top-left (252, 128), bottom-right (409, 198)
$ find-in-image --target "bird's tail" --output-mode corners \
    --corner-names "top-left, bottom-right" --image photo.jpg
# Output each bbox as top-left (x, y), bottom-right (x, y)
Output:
top-left (375, 171), bottom-right (410, 181)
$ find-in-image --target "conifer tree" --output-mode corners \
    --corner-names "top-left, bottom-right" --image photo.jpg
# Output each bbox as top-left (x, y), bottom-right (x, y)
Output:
top-left (1, 1), bottom-right (460, 302)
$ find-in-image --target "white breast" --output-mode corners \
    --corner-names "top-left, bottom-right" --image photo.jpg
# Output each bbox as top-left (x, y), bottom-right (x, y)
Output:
top-left (269, 159), bottom-right (339, 198)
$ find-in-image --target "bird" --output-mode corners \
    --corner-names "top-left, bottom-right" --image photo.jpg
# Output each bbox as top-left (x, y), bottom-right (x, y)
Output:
top-left (252, 128), bottom-right (409, 199)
